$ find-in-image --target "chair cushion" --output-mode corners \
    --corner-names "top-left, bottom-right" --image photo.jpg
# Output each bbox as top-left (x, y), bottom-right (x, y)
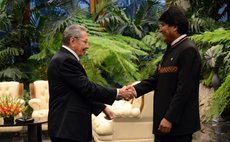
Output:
top-left (111, 100), bottom-right (140, 118)
top-left (92, 113), bottom-right (113, 135)
top-left (34, 80), bottom-right (49, 109)
top-left (0, 82), bottom-right (20, 98)
top-left (32, 109), bottom-right (48, 122)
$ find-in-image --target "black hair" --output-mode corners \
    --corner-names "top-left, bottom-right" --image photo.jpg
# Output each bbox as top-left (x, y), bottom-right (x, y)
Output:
top-left (159, 6), bottom-right (188, 35)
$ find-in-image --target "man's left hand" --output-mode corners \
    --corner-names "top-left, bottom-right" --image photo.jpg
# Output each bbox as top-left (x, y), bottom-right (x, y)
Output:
top-left (103, 106), bottom-right (114, 120)
top-left (158, 118), bottom-right (172, 133)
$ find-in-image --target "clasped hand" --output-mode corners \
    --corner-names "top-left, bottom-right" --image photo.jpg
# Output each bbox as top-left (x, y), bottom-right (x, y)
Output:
top-left (118, 85), bottom-right (136, 101)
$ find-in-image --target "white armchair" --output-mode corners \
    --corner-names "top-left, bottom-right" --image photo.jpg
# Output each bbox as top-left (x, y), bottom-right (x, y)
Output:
top-left (92, 90), bottom-right (154, 142)
top-left (28, 80), bottom-right (49, 131)
top-left (0, 81), bottom-right (25, 132)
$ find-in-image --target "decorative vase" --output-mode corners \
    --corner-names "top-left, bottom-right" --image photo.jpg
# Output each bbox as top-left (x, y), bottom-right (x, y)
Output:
top-left (3, 116), bottom-right (14, 125)
top-left (212, 67), bottom-right (221, 91)
top-left (22, 104), bottom-right (33, 120)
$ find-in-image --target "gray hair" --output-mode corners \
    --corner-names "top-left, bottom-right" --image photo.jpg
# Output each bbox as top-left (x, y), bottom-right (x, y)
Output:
top-left (62, 24), bottom-right (87, 45)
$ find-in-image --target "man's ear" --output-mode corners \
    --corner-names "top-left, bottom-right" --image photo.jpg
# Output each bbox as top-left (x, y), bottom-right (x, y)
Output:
top-left (172, 26), bottom-right (178, 32)
top-left (70, 37), bottom-right (75, 43)
top-left (69, 37), bottom-right (76, 46)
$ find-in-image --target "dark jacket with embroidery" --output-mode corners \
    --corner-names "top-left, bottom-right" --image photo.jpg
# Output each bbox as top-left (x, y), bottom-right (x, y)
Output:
top-left (134, 37), bottom-right (201, 135)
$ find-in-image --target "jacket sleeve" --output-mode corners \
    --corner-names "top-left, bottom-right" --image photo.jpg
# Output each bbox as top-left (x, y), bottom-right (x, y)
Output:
top-left (59, 58), bottom-right (117, 105)
top-left (91, 102), bottom-right (106, 116)
top-left (134, 72), bottom-right (158, 97)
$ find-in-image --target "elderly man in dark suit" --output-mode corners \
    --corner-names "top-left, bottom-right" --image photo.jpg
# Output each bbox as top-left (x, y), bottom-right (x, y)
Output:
top-left (47, 24), bottom-right (135, 142)
top-left (128, 6), bottom-right (201, 142)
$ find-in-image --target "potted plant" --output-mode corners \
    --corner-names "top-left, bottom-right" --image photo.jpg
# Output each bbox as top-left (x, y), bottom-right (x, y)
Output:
top-left (204, 44), bottom-right (223, 91)
top-left (21, 91), bottom-right (33, 120)
top-left (0, 95), bottom-right (25, 124)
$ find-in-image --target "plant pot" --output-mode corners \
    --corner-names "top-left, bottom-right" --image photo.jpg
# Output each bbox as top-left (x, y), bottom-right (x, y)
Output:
top-left (22, 104), bottom-right (33, 120)
top-left (4, 117), bottom-right (14, 125)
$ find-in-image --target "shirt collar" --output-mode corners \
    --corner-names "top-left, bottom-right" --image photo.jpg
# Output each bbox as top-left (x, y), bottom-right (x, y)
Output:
top-left (62, 45), bottom-right (80, 61)
top-left (171, 34), bottom-right (187, 46)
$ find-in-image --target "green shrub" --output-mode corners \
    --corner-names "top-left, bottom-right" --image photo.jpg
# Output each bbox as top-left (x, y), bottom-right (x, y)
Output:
top-left (203, 71), bottom-right (214, 87)
top-left (204, 74), bottom-right (230, 121)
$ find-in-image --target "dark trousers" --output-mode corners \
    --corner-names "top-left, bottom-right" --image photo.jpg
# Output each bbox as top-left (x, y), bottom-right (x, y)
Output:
top-left (51, 137), bottom-right (77, 142)
top-left (155, 134), bottom-right (192, 142)
top-left (51, 137), bottom-right (93, 142)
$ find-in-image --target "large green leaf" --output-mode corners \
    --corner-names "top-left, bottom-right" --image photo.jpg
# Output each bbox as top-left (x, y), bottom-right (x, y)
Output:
top-left (0, 67), bottom-right (27, 81)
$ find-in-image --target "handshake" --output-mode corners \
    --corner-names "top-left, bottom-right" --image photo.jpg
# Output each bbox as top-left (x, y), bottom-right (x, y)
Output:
top-left (118, 85), bottom-right (136, 101)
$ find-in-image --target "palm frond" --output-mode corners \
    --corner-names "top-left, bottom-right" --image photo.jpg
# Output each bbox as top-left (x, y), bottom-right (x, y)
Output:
top-left (106, 34), bottom-right (151, 51)
top-left (0, 67), bottom-right (27, 81)
top-left (0, 0), bottom-right (12, 31)
top-left (189, 14), bottom-right (217, 34)
top-left (0, 48), bottom-right (24, 59)
top-left (84, 62), bottom-right (109, 86)
top-left (134, 0), bottom-right (159, 26)
top-left (81, 35), bottom-right (148, 85)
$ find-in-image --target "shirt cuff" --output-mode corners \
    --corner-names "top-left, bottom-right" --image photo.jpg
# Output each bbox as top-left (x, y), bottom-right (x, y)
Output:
top-left (116, 89), bottom-right (122, 100)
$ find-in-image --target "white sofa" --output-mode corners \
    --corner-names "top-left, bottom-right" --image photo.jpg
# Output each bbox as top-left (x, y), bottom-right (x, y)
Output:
top-left (92, 91), bottom-right (154, 142)
top-left (0, 81), bottom-right (25, 132)
top-left (28, 80), bottom-right (49, 131)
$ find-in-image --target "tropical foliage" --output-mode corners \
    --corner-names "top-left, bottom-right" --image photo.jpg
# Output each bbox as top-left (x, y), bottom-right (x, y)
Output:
top-left (0, 0), bottom-right (164, 86)
top-left (191, 28), bottom-right (230, 120)
top-left (188, 0), bottom-right (228, 21)
top-left (0, 0), bottom-right (36, 82)
top-left (29, 12), bottom-right (152, 86)
top-left (204, 75), bottom-right (230, 121)
top-left (94, 0), bottom-right (161, 39)
top-left (168, 0), bottom-right (228, 34)
top-left (191, 28), bottom-right (230, 78)
top-left (140, 32), bottom-right (166, 78)
top-left (188, 13), bottom-right (218, 34)
top-left (0, 0), bottom-right (90, 84)
top-left (188, 0), bottom-right (229, 34)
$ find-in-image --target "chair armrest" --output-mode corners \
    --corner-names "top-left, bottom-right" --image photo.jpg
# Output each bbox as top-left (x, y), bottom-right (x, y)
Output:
top-left (114, 108), bottom-right (140, 118)
top-left (111, 100), bottom-right (141, 118)
top-left (28, 98), bottom-right (42, 111)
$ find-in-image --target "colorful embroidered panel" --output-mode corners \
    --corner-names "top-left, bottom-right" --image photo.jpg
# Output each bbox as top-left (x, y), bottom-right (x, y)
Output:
top-left (158, 66), bottom-right (178, 73)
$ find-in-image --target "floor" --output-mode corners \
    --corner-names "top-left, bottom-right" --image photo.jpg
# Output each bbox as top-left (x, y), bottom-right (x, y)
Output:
top-left (0, 132), bottom-right (51, 142)
top-left (0, 117), bottom-right (229, 142)
top-left (193, 115), bottom-right (230, 142)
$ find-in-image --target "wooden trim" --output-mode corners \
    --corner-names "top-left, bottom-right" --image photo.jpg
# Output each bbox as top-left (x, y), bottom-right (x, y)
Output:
top-left (140, 96), bottom-right (144, 112)
top-left (130, 96), bottom-right (145, 113)
top-left (19, 83), bottom-right (24, 99)
top-left (23, 0), bottom-right (30, 24)
top-left (29, 83), bottom-right (36, 99)
top-left (90, 0), bottom-right (96, 14)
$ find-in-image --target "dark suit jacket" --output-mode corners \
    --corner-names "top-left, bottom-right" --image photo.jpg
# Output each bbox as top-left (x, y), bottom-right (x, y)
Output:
top-left (47, 47), bottom-right (117, 141)
top-left (134, 37), bottom-right (201, 136)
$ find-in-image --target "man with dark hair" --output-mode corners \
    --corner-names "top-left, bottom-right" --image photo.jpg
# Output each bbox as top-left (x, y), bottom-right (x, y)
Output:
top-left (127, 6), bottom-right (201, 142)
